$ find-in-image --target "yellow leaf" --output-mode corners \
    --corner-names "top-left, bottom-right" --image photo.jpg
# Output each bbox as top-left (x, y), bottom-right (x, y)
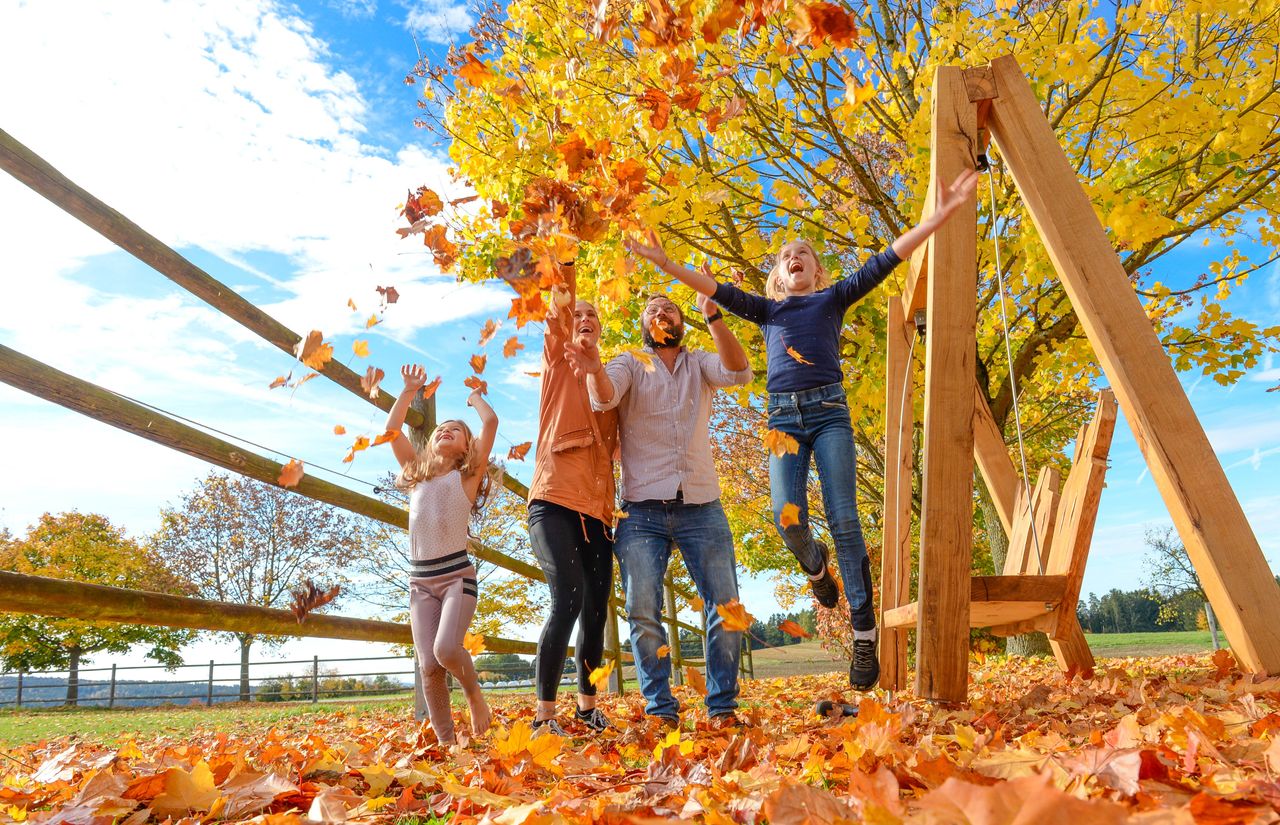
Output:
top-left (365, 314), bottom-right (380, 329)
top-left (352, 340), bottom-right (370, 358)
top-left (780, 502), bottom-right (800, 528)
top-left (525, 732), bottom-right (563, 768)
top-left (628, 348), bottom-right (656, 372)
top-left (599, 276), bottom-right (631, 305)
top-left (764, 428), bottom-right (800, 457)
top-left (463, 632), bottom-right (487, 657)
top-left (116, 740), bottom-right (144, 760)
top-left (362, 797), bottom-right (396, 813)
top-left (358, 763), bottom-right (395, 796)
top-left (588, 660), bottom-right (615, 691)
top-left (7, 805), bottom-right (28, 822)
top-left (844, 74), bottom-right (875, 108)
top-left (151, 762), bottom-right (220, 816)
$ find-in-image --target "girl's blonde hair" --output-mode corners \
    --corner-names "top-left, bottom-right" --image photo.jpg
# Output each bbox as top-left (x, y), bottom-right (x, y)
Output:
top-left (394, 419), bottom-right (494, 516)
top-left (764, 239), bottom-right (832, 301)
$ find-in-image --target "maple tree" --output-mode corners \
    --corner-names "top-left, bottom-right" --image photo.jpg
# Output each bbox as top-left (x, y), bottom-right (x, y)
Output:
top-left (0, 513), bottom-right (192, 706)
top-left (150, 473), bottom-right (366, 700)
top-left (403, 0), bottom-right (1280, 657)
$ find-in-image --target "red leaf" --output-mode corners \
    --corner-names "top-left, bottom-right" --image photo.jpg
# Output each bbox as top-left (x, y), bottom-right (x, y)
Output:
top-left (376, 285), bottom-right (400, 304)
top-left (403, 187), bottom-right (443, 222)
top-left (507, 441), bottom-right (532, 461)
top-left (290, 580), bottom-right (340, 623)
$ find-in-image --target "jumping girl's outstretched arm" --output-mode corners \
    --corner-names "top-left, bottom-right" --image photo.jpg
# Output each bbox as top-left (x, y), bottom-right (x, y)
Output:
top-left (890, 169), bottom-right (980, 261)
top-left (386, 364), bottom-right (430, 467)
top-left (461, 389), bottom-right (498, 502)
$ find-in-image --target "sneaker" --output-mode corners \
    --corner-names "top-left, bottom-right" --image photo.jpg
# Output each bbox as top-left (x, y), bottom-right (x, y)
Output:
top-left (815, 699), bottom-right (859, 718)
top-left (809, 543), bottom-right (840, 609)
top-left (649, 714), bottom-right (681, 733)
top-left (849, 631), bottom-right (880, 690)
top-left (575, 706), bottom-right (613, 732)
top-left (708, 712), bottom-right (743, 730)
top-left (532, 717), bottom-right (568, 737)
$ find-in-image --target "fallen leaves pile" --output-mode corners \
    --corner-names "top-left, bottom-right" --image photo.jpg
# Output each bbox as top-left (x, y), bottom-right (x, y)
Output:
top-left (6, 652), bottom-right (1280, 824)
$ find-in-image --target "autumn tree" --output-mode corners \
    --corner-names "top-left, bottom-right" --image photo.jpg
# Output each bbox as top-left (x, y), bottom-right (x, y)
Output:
top-left (0, 512), bottom-right (192, 706)
top-left (151, 472), bottom-right (367, 700)
top-left (401, 0), bottom-right (1279, 657)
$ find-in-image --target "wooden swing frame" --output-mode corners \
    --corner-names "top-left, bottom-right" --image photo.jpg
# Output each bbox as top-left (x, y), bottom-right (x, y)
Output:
top-left (878, 55), bottom-right (1280, 702)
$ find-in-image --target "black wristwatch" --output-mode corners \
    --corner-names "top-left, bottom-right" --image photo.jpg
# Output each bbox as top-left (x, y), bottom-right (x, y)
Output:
top-left (704, 309), bottom-right (724, 324)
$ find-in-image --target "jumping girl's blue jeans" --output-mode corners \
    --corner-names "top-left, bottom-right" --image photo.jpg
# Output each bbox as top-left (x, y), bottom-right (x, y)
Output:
top-left (767, 382), bottom-right (876, 631)
top-left (614, 498), bottom-right (742, 719)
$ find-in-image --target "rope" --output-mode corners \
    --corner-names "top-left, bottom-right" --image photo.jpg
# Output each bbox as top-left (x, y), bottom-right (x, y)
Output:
top-left (985, 157), bottom-right (1046, 576)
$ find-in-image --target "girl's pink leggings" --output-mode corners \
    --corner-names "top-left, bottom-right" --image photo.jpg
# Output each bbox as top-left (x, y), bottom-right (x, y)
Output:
top-left (409, 562), bottom-right (482, 742)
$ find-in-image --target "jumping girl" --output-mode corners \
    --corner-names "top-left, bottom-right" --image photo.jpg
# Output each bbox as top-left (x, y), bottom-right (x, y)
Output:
top-left (386, 368), bottom-right (497, 743)
top-left (626, 170), bottom-right (979, 690)
top-left (527, 261), bottom-right (620, 737)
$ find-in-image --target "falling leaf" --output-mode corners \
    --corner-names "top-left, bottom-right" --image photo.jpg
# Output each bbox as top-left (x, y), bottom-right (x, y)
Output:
top-left (845, 74), bottom-right (876, 108)
top-left (780, 502), bottom-right (801, 528)
top-left (343, 435), bottom-right (372, 463)
top-left (352, 340), bottom-right (370, 358)
top-left (371, 429), bottom-right (399, 447)
top-left (456, 52), bottom-right (496, 87)
top-left (470, 353), bottom-right (488, 374)
top-left (295, 372), bottom-right (320, 388)
top-left (792, 1), bottom-right (859, 47)
top-left (421, 376), bottom-right (443, 400)
top-left (290, 579), bottom-right (340, 623)
top-left (648, 318), bottom-right (673, 344)
top-left (269, 374), bottom-right (291, 389)
top-left (347, 298), bottom-right (357, 311)
top-left (780, 619), bottom-right (811, 639)
top-left (278, 459), bottom-right (304, 488)
top-left (295, 330), bottom-right (334, 370)
top-left (402, 186), bottom-right (444, 222)
top-left (463, 632), bottom-right (486, 657)
top-left (685, 666), bottom-right (707, 696)
top-left (612, 508), bottom-right (629, 522)
top-left (365, 314), bottom-right (381, 329)
top-left (361, 367), bottom-right (385, 400)
top-left (333, 425), bottom-right (346, 435)
top-left (376, 285), bottom-right (400, 305)
top-left (588, 660), bottom-right (615, 691)
top-left (478, 318), bottom-right (501, 347)
top-left (785, 344), bottom-right (814, 365)
top-left (464, 375), bottom-right (489, 395)
top-left (598, 276), bottom-right (631, 305)
top-left (637, 87), bottom-right (671, 130)
top-left (1212, 648), bottom-right (1236, 678)
top-left (525, 370), bottom-right (543, 378)
top-left (763, 428), bottom-right (800, 457)
top-left (716, 599), bottom-right (754, 632)
top-left (507, 441), bottom-right (532, 460)
top-left (657, 644), bottom-right (671, 658)
top-left (503, 336), bottom-right (524, 358)
top-left (629, 348), bottom-right (657, 372)
top-left (689, 595), bottom-right (705, 612)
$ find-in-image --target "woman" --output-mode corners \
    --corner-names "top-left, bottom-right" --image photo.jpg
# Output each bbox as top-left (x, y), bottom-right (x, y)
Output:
top-left (527, 260), bottom-right (620, 736)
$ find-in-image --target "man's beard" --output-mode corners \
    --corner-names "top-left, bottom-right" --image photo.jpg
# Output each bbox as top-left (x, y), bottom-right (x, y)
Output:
top-left (642, 322), bottom-right (684, 349)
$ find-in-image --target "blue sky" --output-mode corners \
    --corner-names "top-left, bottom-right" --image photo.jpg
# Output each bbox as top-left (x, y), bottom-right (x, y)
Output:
top-left (1, 0), bottom-right (1277, 679)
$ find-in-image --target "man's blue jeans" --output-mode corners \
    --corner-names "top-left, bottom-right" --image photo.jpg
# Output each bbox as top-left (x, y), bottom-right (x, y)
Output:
top-left (614, 498), bottom-right (742, 719)
top-left (767, 382), bottom-right (876, 631)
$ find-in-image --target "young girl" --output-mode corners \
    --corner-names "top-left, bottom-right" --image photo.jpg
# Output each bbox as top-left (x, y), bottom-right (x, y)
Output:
top-left (386, 366), bottom-right (497, 742)
top-left (626, 170), bottom-right (979, 690)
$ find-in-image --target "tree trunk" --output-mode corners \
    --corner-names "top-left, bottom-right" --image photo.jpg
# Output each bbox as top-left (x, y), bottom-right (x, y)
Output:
top-left (65, 645), bottom-right (81, 707)
top-left (239, 635), bottom-right (253, 702)
top-left (979, 490), bottom-right (1051, 658)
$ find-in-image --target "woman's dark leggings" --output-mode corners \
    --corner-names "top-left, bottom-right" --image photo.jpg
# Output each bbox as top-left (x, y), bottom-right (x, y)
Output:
top-left (528, 499), bottom-right (614, 701)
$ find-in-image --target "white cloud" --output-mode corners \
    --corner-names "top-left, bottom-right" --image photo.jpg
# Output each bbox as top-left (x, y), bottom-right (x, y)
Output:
top-left (401, 0), bottom-right (472, 44)
top-left (330, 0), bottom-right (378, 17)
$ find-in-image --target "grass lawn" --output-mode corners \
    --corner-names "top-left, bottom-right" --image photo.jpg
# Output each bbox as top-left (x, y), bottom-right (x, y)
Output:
top-left (1085, 629), bottom-right (1224, 658)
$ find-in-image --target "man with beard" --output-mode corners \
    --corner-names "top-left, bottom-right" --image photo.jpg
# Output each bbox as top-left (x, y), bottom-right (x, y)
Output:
top-left (564, 293), bottom-right (753, 729)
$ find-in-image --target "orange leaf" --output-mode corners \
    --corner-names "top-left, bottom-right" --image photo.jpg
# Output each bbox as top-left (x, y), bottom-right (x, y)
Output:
top-left (638, 87), bottom-right (671, 130)
top-left (463, 632), bottom-right (486, 657)
top-left (1211, 648), bottom-right (1236, 678)
top-left (278, 459), bottom-right (304, 488)
top-left (294, 372), bottom-right (319, 388)
top-left (763, 428), bottom-right (800, 457)
top-left (352, 340), bottom-right (370, 358)
top-left (478, 318), bottom-right (501, 347)
top-left (525, 371), bottom-right (543, 378)
top-left (469, 353), bottom-right (487, 375)
top-left (371, 429), bottom-right (399, 447)
top-left (792, 1), bottom-right (859, 48)
top-left (361, 367), bottom-right (385, 400)
top-left (456, 52), bottom-right (495, 87)
top-left (588, 660), bottom-right (615, 691)
top-left (780, 502), bottom-right (801, 528)
top-left (648, 318), bottom-right (673, 344)
top-left (689, 595), bottom-right (705, 612)
top-left (347, 298), bottom-right (357, 311)
top-left (716, 599), bottom-right (754, 632)
top-left (421, 376), bottom-right (442, 400)
top-left (333, 425), bottom-right (346, 435)
top-left (503, 336), bottom-right (524, 358)
top-left (402, 186), bottom-right (443, 222)
top-left (685, 666), bottom-right (707, 696)
top-left (507, 441), bottom-right (532, 461)
top-left (289, 579), bottom-right (340, 623)
top-left (268, 374), bottom-right (290, 389)
top-left (365, 313), bottom-right (381, 328)
top-left (612, 508), bottom-right (629, 522)
top-left (785, 344), bottom-right (814, 365)
top-left (763, 782), bottom-right (856, 825)
top-left (657, 644), bottom-right (671, 658)
top-left (463, 375), bottom-right (488, 395)
top-left (780, 619), bottom-right (811, 639)
top-left (295, 330), bottom-right (334, 370)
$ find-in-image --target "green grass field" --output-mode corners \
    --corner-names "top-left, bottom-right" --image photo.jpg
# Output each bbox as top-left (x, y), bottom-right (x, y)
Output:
top-left (0, 632), bottom-right (1227, 747)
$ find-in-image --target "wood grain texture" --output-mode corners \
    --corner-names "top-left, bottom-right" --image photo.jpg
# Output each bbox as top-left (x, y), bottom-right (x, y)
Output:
top-left (1003, 466), bottom-right (1061, 576)
top-left (973, 385), bottom-right (1020, 536)
top-left (880, 294), bottom-right (915, 691)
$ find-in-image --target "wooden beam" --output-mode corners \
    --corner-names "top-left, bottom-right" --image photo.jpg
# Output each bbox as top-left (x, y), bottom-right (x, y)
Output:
top-left (0, 343), bottom-right (544, 584)
top-left (880, 294), bottom-right (914, 691)
top-left (901, 177), bottom-right (935, 323)
top-left (886, 599), bottom-right (1055, 630)
top-left (986, 53), bottom-right (1280, 674)
top-left (0, 127), bottom-right (531, 501)
top-left (971, 574), bottom-right (1068, 603)
top-left (915, 65), bottom-right (979, 702)
top-left (886, 575), bottom-right (1068, 629)
top-left (1050, 618), bottom-right (1095, 679)
top-left (1003, 466), bottom-right (1061, 575)
top-left (972, 385), bottom-right (1019, 536)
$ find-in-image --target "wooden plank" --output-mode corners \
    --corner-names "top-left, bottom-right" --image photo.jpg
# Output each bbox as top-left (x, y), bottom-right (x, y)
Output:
top-left (962, 66), bottom-right (999, 101)
top-left (973, 385), bottom-right (1019, 536)
top-left (1050, 617), bottom-right (1095, 678)
top-left (0, 343), bottom-right (544, 584)
top-left (901, 176), bottom-right (935, 323)
top-left (880, 294), bottom-right (915, 691)
top-left (1041, 390), bottom-right (1117, 638)
top-left (915, 65), bottom-right (979, 702)
top-left (987, 53), bottom-right (1280, 674)
top-left (1003, 466), bottom-right (1061, 575)
top-left (0, 128), bottom-right (532, 501)
top-left (886, 598), bottom-right (1055, 630)
top-left (972, 574), bottom-right (1068, 603)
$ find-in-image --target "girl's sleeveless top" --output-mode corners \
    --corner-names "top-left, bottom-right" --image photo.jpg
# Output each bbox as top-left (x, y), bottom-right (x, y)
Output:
top-left (407, 470), bottom-right (472, 564)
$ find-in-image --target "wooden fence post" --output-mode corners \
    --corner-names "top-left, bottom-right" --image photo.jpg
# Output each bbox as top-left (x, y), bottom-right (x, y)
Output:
top-left (311, 656), bottom-right (319, 703)
top-left (108, 663), bottom-right (117, 709)
top-left (206, 660), bottom-right (214, 706)
top-left (15, 670), bottom-right (23, 708)
top-left (663, 579), bottom-right (683, 686)
top-left (605, 595), bottom-right (623, 694)
top-left (881, 294), bottom-right (914, 692)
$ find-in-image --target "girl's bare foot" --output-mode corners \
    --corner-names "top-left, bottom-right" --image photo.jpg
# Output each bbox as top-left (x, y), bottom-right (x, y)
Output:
top-left (468, 692), bottom-right (492, 736)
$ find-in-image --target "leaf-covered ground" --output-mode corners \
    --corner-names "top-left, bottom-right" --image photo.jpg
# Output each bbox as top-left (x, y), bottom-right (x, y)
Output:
top-left (4, 652), bottom-right (1280, 825)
